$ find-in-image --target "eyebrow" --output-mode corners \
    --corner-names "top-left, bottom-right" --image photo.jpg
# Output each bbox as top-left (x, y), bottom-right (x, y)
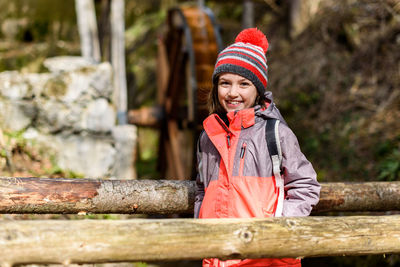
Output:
top-left (219, 77), bottom-right (249, 82)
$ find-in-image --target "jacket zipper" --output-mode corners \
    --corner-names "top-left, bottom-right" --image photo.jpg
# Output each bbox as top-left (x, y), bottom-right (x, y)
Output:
top-left (239, 143), bottom-right (246, 176)
top-left (215, 115), bottom-right (233, 149)
top-left (226, 134), bottom-right (231, 147)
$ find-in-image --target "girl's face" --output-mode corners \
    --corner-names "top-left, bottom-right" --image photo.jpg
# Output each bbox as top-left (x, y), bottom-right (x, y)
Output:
top-left (217, 73), bottom-right (258, 113)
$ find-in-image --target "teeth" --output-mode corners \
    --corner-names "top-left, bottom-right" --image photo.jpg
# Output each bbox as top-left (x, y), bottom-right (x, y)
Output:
top-left (228, 101), bottom-right (240, 104)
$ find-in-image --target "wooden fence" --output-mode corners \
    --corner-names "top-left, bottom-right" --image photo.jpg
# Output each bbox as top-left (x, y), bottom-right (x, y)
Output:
top-left (1, 215), bottom-right (400, 265)
top-left (0, 177), bottom-right (399, 265)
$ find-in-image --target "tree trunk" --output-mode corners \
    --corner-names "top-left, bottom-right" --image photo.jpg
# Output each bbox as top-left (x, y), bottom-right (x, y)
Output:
top-left (0, 177), bottom-right (399, 214)
top-left (0, 215), bottom-right (399, 265)
top-left (111, 0), bottom-right (128, 124)
top-left (242, 0), bottom-right (254, 28)
top-left (75, 0), bottom-right (101, 62)
top-left (289, 0), bottom-right (321, 38)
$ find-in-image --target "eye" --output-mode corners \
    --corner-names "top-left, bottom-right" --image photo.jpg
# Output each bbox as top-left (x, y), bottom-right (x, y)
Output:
top-left (240, 81), bottom-right (251, 87)
top-left (219, 80), bottom-right (230, 86)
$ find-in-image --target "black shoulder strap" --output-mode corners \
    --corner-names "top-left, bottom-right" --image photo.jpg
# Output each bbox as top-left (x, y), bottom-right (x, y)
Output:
top-left (266, 118), bottom-right (279, 158)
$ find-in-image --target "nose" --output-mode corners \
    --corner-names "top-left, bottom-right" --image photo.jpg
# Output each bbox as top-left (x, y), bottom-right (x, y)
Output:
top-left (227, 84), bottom-right (239, 97)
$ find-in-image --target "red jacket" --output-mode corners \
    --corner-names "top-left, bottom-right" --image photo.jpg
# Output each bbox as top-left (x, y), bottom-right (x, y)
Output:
top-left (195, 92), bottom-right (320, 266)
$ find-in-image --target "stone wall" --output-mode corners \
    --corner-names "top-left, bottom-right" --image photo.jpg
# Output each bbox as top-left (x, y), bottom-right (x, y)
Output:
top-left (0, 56), bottom-right (137, 179)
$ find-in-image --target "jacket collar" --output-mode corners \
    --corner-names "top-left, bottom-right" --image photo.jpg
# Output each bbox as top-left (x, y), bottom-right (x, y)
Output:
top-left (227, 108), bottom-right (255, 130)
top-left (203, 108), bottom-right (256, 137)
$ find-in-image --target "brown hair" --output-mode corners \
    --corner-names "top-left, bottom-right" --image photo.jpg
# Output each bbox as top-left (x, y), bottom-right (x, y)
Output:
top-left (207, 75), bottom-right (266, 115)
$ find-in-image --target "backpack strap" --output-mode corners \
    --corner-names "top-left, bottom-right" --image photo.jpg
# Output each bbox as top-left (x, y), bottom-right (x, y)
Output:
top-left (265, 118), bottom-right (284, 217)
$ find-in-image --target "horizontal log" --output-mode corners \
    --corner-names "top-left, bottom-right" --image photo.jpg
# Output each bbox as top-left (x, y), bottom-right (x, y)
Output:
top-left (313, 181), bottom-right (400, 213)
top-left (1, 215), bottom-right (400, 265)
top-left (127, 106), bottom-right (164, 127)
top-left (0, 177), bottom-right (399, 214)
top-left (0, 177), bottom-right (195, 214)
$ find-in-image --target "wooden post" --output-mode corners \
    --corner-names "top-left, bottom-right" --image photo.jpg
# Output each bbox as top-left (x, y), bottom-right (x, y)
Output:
top-left (98, 0), bottom-right (112, 62)
top-left (1, 215), bottom-right (400, 265)
top-left (0, 177), bottom-right (400, 214)
top-left (75, 0), bottom-right (101, 62)
top-left (242, 0), bottom-right (254, 28)
top-left (111, 0), bottom-right (128, 124)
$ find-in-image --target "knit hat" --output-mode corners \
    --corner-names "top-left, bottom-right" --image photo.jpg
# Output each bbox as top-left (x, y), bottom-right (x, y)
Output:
top-left (212, 28), bottom-right (269, 96)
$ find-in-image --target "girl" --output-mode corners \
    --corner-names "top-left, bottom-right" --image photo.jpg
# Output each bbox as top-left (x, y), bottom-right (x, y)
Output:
top-left (194, 28), bottom-right (321, 267)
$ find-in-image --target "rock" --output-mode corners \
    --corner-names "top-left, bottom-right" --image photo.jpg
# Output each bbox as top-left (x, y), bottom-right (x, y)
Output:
top-left (27, 127), bottom-right (138, 179)
top-left (83, 98), bottom-right (116, 133)
top-left (52, 133), bottom-right (116, 178)
top-left (24, 73), bottom-right (53, 97)
top-left (40, 74), bottom-right (69, 100)
top-left (111, 125), bottom-right (138, 179)
top-left (89, 62), bottom-right (113, 98)
top-left (63, 71), bottom-right (92, 103)
top-left (35, 100), bottom-right (84, 134)
top-left (0, 99), bottom-right (37, 131)
top-left (22, 127), bottom-right (39, 140)
top-left (36, 98), bottom-right (115, 134)
top-left (0, 71), bottom-right (33, 100)
top-left (0, 56), bottom-right (137, 179)
top-left (43, 56), bottom-right (97, 73)
top-left (41, 59), bottom-right (113, 103)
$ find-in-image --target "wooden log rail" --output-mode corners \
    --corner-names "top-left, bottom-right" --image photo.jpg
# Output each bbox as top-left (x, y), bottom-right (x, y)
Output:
top-left (1, 215), bottom-right (400, 265)
top-left (0, 177), bottom-right (399, 214)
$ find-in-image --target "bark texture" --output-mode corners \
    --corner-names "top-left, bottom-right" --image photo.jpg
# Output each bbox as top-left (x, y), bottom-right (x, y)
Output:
top-left (0, 177), bottom-right (399, 214)
top-left (0, 215), bottom-right (399, 265)
top-left (0, 177), bottom-right (195, 214)
top-left (314, 181), bottom-right (400, 213)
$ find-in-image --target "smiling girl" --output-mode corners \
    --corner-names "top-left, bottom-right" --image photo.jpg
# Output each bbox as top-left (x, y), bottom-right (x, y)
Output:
top-left (194, 28), bottom-right (320, 267)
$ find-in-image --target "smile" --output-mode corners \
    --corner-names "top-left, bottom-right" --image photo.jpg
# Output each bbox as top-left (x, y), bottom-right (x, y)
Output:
top-left (226, 100), bottom-right (242, 105)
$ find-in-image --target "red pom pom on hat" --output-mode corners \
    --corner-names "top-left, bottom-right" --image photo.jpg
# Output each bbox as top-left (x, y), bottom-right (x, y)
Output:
top-left (235, 28), bottom-right (269, 53)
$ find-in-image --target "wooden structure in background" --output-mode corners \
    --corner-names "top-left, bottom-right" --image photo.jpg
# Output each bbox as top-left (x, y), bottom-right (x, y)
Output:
top-left (1, 177), bottom-right (400, 214)
top-left (111, 0), bottom-right (128, 124)
top-left (75, 0), bottom-right (101, 62)
top-left (128, 5), bottom-right (223, 180)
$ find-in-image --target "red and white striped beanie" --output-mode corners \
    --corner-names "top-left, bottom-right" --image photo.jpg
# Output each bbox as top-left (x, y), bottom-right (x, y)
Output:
top-left (212, 28), bottom-right (269, 96)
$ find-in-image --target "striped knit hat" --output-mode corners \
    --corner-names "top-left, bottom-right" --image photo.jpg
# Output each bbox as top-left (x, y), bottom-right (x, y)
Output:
top-left (212, 28), bottom-right (269, 96)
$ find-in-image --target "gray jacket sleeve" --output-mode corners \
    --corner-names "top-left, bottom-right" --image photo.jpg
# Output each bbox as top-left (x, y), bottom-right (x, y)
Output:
top-left (279, 123), bottom-right (320, 217)
top-left (194, 173), bottom-right (204, 218)
top-left (194, 137), bottom-right (205, 218)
